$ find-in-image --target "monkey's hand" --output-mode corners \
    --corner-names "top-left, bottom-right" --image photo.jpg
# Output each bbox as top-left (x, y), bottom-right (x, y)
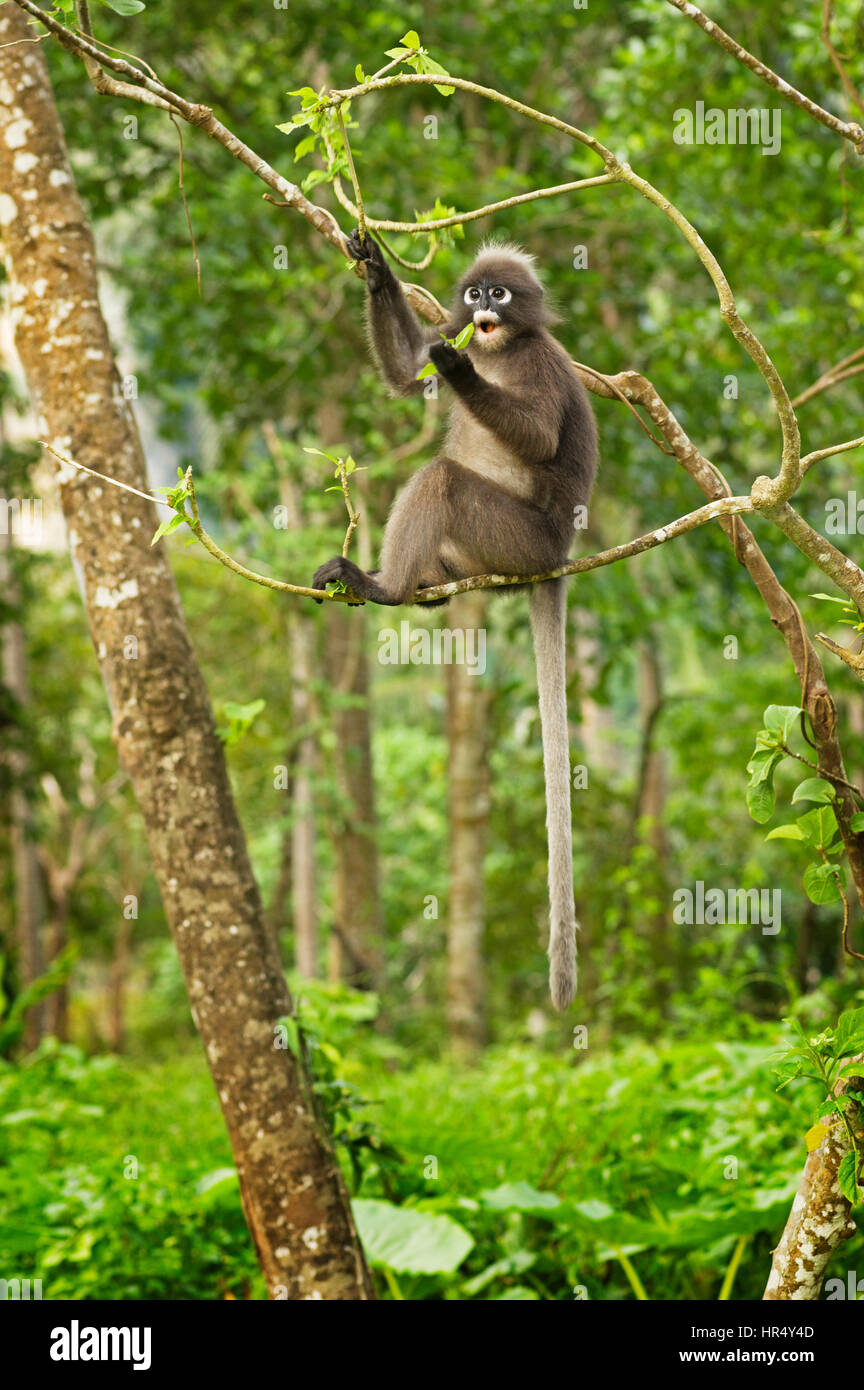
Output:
top-left (428, 340), bottom-right (476, 387)
top-left (345, 228), bottom-right (394, 294)
top-left (312, 556), bottom-right (367, 605)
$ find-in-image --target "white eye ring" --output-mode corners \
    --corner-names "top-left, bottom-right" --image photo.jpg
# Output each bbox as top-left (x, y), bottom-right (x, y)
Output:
top-left (463, 287), bottom-right (481, 305)
top-left (491, 287), bottom-right (512, 305)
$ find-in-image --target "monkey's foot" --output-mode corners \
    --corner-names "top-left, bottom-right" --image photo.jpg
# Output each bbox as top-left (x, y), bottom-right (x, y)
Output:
top-left (311, 556), bottom-right (368, 605)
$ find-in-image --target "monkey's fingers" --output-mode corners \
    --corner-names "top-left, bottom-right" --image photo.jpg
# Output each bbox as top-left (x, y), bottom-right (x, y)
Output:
top-left (349, 229), bottom-right (389, 271)
top-left (346, 228), bottom-right (377, 262)
top-left (312, 557), bottom-right (365, 606)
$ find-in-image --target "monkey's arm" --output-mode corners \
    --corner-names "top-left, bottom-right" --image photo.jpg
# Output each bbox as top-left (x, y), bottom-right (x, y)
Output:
top-left (429, 342), bottom-right (561, 464)
top-left (348, 230), bottom-right (434, 397)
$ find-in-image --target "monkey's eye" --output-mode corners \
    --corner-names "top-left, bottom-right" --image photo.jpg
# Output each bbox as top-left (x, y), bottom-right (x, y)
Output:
top-left (490, 286), bottom-right (512, 304)
top-left (463, 287), bottom-right (481, 305)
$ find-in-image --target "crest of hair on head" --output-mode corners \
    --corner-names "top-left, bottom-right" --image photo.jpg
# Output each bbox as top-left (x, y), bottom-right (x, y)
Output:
top-left (474, 238), bottom-right (541, 281)
top-left (469, 238), bottom-right (558, 323)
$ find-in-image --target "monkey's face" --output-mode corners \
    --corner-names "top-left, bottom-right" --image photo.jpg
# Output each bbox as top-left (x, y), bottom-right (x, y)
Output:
top-left (461, 281), bottom-right (515, 352)
top-left (450, 251), bottom-right (546, 353)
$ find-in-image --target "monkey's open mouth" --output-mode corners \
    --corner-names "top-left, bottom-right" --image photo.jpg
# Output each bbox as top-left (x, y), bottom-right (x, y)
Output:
top-left (474, 313), bottom-right (502, 340)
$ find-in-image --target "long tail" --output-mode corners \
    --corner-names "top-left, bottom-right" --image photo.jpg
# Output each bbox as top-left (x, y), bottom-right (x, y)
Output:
top-left (529, 578), bottom-right (577, 1010)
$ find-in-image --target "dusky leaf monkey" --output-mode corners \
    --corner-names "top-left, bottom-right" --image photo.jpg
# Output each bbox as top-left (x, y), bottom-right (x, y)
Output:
top-left (313, 229), bottom-right (598, 1009)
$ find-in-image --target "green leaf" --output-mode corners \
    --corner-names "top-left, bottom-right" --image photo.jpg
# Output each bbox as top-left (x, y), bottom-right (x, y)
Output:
top-left (791, 778), bottom-right (835, 805)
top-left (747, 777), bottom-right (777, 824)
top-left (810, 592), bottom-right (849, 604)
top-left (222, 698), bottom-right (265, 724)
top-left (850, 813), bottom-right (864, 833)
top-left (384, 47), bottom-right (411, 60)
top-left (763, 705), bottom-right (802, 743)
top-left (151, 512), bottom-right (187, 546)
top-left (835, 1007), bottom-right (864, 1057)
top-left (294, 134), bottom-right (318, 161)
top-left (765, 824), bottom-right (807, 841)
top-left (773, 1056), bottom-right (804, 1088)
top-left (746, 746), bottom-right (782, 785)
top-left (301, 168), bottom-right (332, 193)
top-left (573, 1199), bottom-right (616, 1221)
top-left (416, 362), bottom-right (438, 379)
top-left (478, 1181), bottom-right (561, 1214)
top-left (400, 30), bottom-right (421, 49)
top-left (796, 805), bottom-right (839, 849)
top-left (194, 1168), bottom-right (240, 1209)
top-left (461, 1251), bottom-right (536, 1296)
top-left (802, 861), bottom-right (842, 905)
top-left (351, 1199), bottom-right (473, 1274)
top-left (355, 64), bottom-right (366, 82)
top-left (837, 1151), bottom-right (859, 1204)
top-left (101, 0), bottom-right (146, 14)
top-left (304, 446), bottom-right (340, 462)
top-left (452, 322), bottom-right (475, 349)
top-left (417, 52), bottom-right (455, 95)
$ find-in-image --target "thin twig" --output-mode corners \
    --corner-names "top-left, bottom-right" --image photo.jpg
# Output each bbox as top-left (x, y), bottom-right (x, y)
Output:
top-left (821, 0), bottom-right (864, 119)
top-left (778, 743), bottom-right (864, 803)
top-left (0, 31), bottom-right (47, 49)
top-left (331, 170), bottom-right (619, 234)
top-left (816, 631), bottom-right (864, 676)
top-left (337, 104), bottom-right (366, 244)
top-left (337, 460), bottom-right (361, 558)
top-left (800, 434), bottom-right (864, 476)
top-left (793, 354), bottom-right (864, 408)
top-left (168, 112), bottom-right (202, 295)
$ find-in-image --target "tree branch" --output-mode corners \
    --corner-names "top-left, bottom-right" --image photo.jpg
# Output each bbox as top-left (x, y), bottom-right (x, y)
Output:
top-left (801, 434), bottom-right (864, 476)
top-left (41, 443), bottom-right (753, 604)
top-left (666, 0), bottom-right (864, 152)
top-left (18, 0), bottom-right (803, 505)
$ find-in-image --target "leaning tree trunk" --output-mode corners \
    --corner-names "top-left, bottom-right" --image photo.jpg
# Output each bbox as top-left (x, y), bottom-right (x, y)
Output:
top-left (0, 6), bottom-right (372, 1300)
top-left (764, 1058), bottom-right (863, 1299)
top-left (446, 591), bottom-right (491, 1057)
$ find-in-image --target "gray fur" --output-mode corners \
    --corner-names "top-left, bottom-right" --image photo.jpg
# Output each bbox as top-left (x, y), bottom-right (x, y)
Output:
top-left (314, 231), bottom-right (598, 1008)
top-left (530, 579), bottom-right (578, 1010)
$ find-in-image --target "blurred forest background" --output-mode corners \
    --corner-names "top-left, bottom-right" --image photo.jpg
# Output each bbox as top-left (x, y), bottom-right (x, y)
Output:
top-left (1, 0), bottom-right (863, 1300)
